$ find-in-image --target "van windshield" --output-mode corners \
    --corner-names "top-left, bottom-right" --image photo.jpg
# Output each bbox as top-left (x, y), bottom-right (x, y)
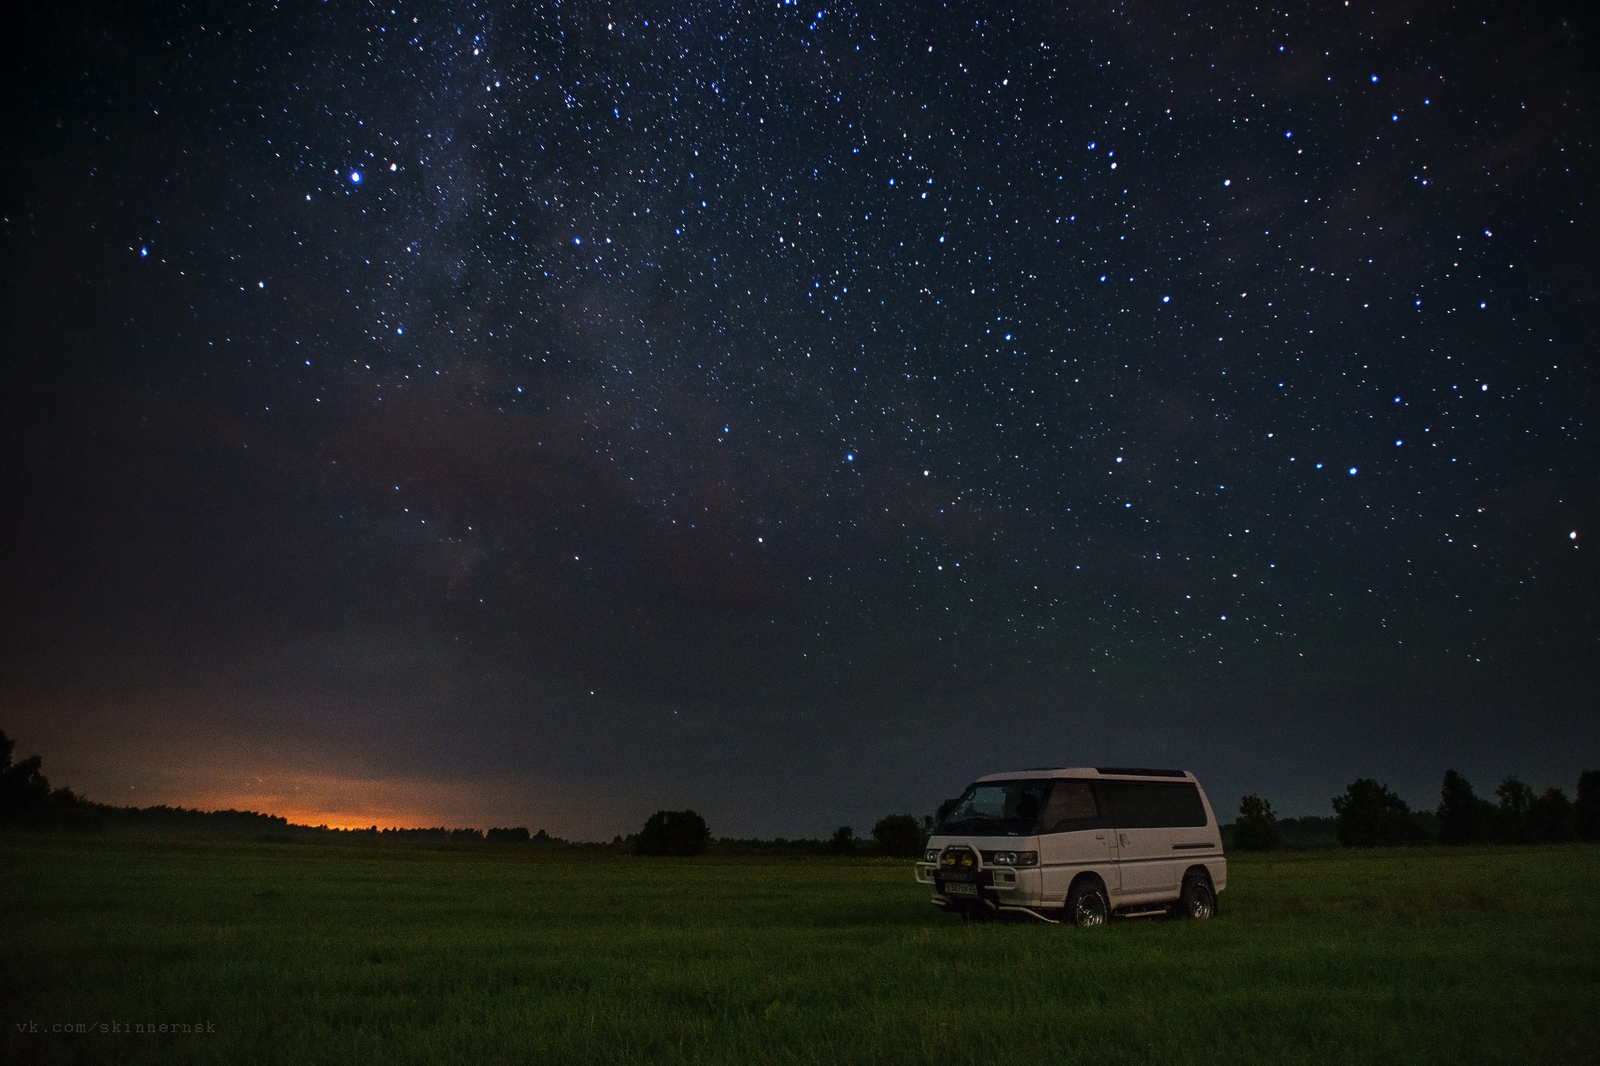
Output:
top-left (938, 780), bottom-right (1053, 836)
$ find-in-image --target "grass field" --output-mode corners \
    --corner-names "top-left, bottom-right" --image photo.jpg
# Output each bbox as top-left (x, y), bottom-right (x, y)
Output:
top-left (3, 836), bottom-right (1598, 1065)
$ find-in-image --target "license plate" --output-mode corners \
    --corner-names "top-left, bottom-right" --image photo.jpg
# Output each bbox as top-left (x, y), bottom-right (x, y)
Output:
top-left (942, 882), bottom-right (979, 897)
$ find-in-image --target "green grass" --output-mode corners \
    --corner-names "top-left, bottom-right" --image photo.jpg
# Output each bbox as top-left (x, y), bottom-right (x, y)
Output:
top-left (3, 837), bottom-right (1598, 1065)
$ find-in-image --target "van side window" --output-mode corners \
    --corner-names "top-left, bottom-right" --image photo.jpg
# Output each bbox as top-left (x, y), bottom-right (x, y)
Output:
top-left (1093, 781), bottom-right (1208, 828)
top-left (1038, 780), bottom-right (1100, 833)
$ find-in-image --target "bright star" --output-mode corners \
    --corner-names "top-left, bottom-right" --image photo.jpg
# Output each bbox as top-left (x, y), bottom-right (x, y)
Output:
top-left (350, 170), bottom-right (361, 183)
top-left (1349, 467), bottom-right (1358, 475)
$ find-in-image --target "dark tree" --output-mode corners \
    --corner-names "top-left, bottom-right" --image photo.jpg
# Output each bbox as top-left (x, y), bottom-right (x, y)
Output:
top-left (1234, 794), bottom-right (1282, 851)
top-left (1437, 770), bottom-right (1493, 845)
top-left (487, 827), bottom-right (531, 843)
top-left (636, 809), bottom-right (711, 856)
top-left (1494, 776), bottom-right (1536, 844)
top-left (1333, 779), bottom-right (1418, 847)
top-left (871, 814), bottom-right (924, 858)
top-left (829, 825), bottom-right (856, 854)
top-left (0, 729), bottom-right (54, 825)
top-left (1528, 788), bottom-right (1577, 844)
top-left (1577, 770), bottom-right (1600, 843)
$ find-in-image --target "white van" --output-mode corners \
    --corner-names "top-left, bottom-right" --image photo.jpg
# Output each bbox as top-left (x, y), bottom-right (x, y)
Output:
top-left (914, 767), bottom-right (1226, 926)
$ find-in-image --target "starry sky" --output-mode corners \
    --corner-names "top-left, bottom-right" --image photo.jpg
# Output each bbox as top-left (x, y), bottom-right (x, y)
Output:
top-left (3, 0), bottom-right (1596, 837)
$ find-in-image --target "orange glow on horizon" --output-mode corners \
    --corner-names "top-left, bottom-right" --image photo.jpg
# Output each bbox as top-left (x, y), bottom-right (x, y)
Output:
top-left (150, 770), bottom-right (563, 834)
top-left (7, 714), bottom-right (630, 841)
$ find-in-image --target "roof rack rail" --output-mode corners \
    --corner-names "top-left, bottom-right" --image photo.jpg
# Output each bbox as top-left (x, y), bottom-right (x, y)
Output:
top-left (1095, 766), bottom-right (1187, 778)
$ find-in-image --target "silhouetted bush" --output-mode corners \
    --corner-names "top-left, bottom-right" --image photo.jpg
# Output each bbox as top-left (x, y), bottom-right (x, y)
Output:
top-left (829, 825), bottom-right (856, 854)
top-left (711, 836), bottom-right (831, 856)
top-left (871, 814), bottom-right (924, 858)
top-left (1493, 776), bottom-right (1536, 844)
top-left (0, 730), bottom-right (54, 825)
top-left (1578, 771), bottom-right (1600, 842)
top-left (1529, 788), bottom-right (1576, 843)
top-left (636, 809), bottom-right (710, 856)
top-left (487, 827), bottom-right (530, 843)
top-left (448, 828), bottom-right (485, 843)
top-left (1234, 794), bottom-right (1282, 851)
top-left (1437, 770), bottom-right (1495, 844)
top-left (1278, 815), bottom-right (1339, 849)
top-left (1333, 779), bottom-right (1422, 847)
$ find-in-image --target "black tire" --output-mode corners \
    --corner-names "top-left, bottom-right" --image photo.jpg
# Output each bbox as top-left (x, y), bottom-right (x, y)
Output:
top-left (1066, 879), bottom-right (1109, 928)
top-left (1178, 873), bottom-right (1215, 920)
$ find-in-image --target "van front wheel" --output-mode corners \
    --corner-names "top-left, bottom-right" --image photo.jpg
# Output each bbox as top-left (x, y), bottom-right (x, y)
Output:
top-left (1178, 875), bottom-right (1215, 920)
top-left (1066, 880), bottom-right (1109, 928)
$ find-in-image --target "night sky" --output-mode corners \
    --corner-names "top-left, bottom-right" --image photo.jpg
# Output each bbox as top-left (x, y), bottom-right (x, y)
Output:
top-left (3, 0), bottom-right (1596, 837)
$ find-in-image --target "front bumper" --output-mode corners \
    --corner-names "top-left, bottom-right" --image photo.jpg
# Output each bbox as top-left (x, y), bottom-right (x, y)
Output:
top-left (915, 862), bottom-right (1034, 898)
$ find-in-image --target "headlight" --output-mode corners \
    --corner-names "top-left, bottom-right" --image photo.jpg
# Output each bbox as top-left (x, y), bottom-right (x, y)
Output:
top-left (924, 849), bottom-right (939, 862)
top-left (985, 851), bottom-right (1038, 867)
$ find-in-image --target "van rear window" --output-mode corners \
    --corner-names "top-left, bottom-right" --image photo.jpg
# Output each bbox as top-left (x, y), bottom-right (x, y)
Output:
top-left (1094, 781), bottom-right (1208, 828)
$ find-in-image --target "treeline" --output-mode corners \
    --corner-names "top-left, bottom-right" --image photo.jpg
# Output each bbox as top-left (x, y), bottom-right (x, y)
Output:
top-left (617, 810), bottom-right (930, 857)
top-left (16, 728), bottom-right (1592, 856)
top-left (1231, 769), bottom-right (1600, 850)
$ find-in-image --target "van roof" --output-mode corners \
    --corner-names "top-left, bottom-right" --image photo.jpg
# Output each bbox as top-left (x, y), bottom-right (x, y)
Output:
top-left (976, 767), bottom-right (1194, 782)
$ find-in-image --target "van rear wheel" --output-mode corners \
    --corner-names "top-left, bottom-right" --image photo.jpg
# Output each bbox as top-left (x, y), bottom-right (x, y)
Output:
top-left (1066, 880), bottom-right (1109, 928)
top-left (1178, 874), bottom-right (1215, 920)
